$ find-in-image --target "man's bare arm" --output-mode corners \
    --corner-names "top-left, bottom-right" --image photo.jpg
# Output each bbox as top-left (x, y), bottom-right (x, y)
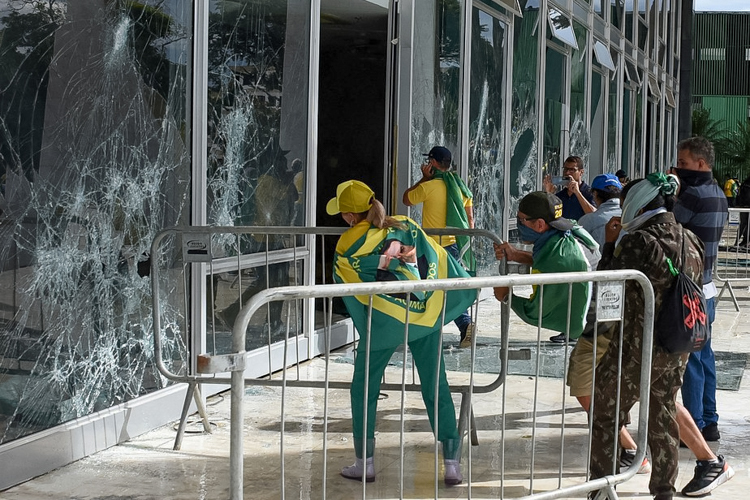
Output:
top-left (403, 164), bottom-right (434, 206)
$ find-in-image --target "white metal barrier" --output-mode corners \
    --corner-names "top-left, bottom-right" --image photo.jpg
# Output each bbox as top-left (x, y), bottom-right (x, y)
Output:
top-left (150, 226), bottom-right (500, 449)
top-left (716, 207), bottom-right (750, 311)
top-left (149, 229), bottom-right (655, 500)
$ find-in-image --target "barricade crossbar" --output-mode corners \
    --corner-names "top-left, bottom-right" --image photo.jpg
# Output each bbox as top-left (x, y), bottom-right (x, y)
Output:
top-left (150, 226), bottom-right (655, 500)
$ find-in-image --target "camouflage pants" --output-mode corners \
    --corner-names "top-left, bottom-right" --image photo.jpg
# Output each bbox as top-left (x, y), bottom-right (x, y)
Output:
top-left (589, 345), bottom-right (686, 497)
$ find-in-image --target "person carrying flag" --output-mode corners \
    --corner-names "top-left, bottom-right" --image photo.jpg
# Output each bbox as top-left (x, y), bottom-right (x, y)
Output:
top-left (328, 180), bottom-right (476, 486)
top-left (403, 146), bottom-right (476, 348)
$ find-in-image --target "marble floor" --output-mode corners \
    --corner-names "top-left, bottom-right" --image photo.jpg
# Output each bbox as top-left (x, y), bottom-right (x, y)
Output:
top-left (3, 286), bottom-right (750, 500)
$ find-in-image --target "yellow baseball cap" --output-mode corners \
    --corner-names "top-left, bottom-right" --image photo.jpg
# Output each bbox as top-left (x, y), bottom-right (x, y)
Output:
top-left (326, 180), bottom-right (375, 215)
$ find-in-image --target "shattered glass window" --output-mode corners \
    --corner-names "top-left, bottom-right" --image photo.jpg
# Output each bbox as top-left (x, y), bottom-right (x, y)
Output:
top-left (590, 70), bottom-right (605, 177)
top-left (410, 0), bottom-right (462, 216)
top-left (205, 1), bottom-right (310, 350)
top-left (570, 21), bottom-right (591, 170)
top-left (543, 47), bottom-right (566, 181)
top-left (0, 1), bottom-right (192, 443)
top-left (468, 7), bottom-right (507, 276)
top-left (607, 59), bottom-right (620, 175)
top-left (508, 4), bottom-right (539, 225)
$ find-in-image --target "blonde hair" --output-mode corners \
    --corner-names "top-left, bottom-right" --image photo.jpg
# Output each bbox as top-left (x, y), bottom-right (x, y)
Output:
top-left (355, 198), bottom-right (405, 230)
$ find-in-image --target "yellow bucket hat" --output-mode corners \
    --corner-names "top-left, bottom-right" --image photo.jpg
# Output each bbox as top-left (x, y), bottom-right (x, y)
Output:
top-left (326, 180), bottom-right (374, 215)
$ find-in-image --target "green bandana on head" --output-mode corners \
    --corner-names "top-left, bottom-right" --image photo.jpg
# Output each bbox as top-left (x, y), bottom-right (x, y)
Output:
top-left (431, 170), bottom-right (476, 274)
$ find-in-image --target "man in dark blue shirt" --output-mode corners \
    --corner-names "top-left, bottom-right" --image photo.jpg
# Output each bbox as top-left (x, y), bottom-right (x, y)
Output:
top-left (672, 136), bottom-right (729, 445)
top-left (544, 155), bottom-right (595, 221)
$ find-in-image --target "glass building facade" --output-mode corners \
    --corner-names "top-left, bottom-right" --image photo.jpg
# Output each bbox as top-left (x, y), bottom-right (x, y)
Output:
top-left (0, 0), bottom-right (685, 488)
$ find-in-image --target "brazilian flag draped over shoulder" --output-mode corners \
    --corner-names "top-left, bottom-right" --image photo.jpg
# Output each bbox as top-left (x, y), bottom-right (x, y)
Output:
top-left (432, 169), bottom-right (475, 275)
top-left (333, 216), bottom-right (477, 351)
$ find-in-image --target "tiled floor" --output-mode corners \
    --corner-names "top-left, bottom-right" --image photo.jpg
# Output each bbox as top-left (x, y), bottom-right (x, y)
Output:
top-left (3, 287), bottom-right (749, 500)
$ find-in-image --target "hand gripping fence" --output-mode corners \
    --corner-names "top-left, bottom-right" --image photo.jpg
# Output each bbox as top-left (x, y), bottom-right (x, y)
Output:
top-left (150, 226), bottom-right (655, 500)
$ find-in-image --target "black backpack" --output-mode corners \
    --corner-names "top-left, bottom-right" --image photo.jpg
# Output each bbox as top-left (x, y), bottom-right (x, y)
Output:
top-left (655, 230), bottom-right (709, 354)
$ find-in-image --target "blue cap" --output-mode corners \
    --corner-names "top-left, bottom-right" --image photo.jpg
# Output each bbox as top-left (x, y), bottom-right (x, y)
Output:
top-left (423, 146), bottom-right (452, 163)
top-left (591, 173), bottom-right (622, 191)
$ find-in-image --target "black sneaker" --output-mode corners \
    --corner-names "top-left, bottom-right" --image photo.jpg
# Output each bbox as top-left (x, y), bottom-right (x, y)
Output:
top-left (701, 422), bottom-right (720, 441)
top-left (549, 332), bottom-right (575, 343)
top-left (681, 455), bottom-right (735, 497)
top-left (619, 449), bottom-right (651, 474)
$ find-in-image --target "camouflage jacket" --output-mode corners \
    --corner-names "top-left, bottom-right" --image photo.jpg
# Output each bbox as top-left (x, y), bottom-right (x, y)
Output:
top-left (598, 212), bottom-right (704, 360)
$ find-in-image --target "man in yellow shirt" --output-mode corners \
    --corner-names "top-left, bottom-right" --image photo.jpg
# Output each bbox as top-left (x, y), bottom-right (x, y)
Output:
top-left (403, 146), bottom-right (476, 348)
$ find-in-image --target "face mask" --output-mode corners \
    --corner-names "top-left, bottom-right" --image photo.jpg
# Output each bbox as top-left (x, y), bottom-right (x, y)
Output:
top-left (517, 222), bottom-right (543, 243)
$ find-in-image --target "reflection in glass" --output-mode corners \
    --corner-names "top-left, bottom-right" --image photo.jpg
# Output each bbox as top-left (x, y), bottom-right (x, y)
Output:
top-left (590, 71), bottom-right (605, 176)
top-left (205, 1), bottom-right (309, 339)
top-left (664, 109), bottom-right (673, 170)
top-left (607, 68), bottom-right (619, 173)
top-left (625, 0), bottom-right (635, 42)
top-left (622, 90), bottom-right (632, 174)
top-left (570, 22), bottom-right (590, 169)
top-left (209, 259), bottom-right (304, 353)
top-left (648, 74), bottom-right (662, 99)
top-left (509, 5), bottom-right (539, 216)
top-left (638, 19), bottom-right (648, 51)
top-left (625, 59), bottom-right (641, 85)
top-left (543, 48), bottom-right (566, 179)
top-left (611, 0), bottom-right (624, 30)
top-left (634, 91), bottom-right (644, 176)
top-left (468, 8), bottom-right (506, 274)
top-left (593, 40), bottom-right (616, 71)
top-left (0, 1), bottom-right (192, 444)
top-left (548, 8), bottom-right (578, 50)
top-left (653, 102), bottom-right (662, 171)
top-left (410, 0), bottom-right (461, 224)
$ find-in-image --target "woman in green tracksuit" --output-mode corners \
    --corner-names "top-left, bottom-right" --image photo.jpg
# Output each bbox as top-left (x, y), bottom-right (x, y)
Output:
top-left (327, 180), bottom-right (476, 486)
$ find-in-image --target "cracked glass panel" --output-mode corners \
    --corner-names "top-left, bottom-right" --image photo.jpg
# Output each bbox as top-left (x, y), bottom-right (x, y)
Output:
top-left (607, 59), bottom-right (620, 173)
top-left (0, 1), bottom-right (192, 444)
top-left (543, 47), bottom-right (566, 181)
top-left (590, 70), bottom-right (605, 177)
top-left (410, 0), bottom-right (461, 228)
top-left (508, 2), bottom-right (539, 225)
top-left (468, 7), bottom-right (507, 276)
top-left (570, 21), bottom-right (590, 170)
top-left (205, 0), bottom-right (310, 351)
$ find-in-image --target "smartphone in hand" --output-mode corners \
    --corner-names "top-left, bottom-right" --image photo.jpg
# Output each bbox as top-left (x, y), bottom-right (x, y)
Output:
top-left (550, 176), bottom-right (571, 187)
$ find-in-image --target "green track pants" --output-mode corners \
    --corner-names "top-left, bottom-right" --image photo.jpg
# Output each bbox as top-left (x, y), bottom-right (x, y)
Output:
top-left (350, 331), bottom-right (460, 459)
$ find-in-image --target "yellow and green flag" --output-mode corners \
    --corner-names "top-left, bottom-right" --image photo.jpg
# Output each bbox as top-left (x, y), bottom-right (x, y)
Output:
top-left (333, 216), bottom-right (477, 351)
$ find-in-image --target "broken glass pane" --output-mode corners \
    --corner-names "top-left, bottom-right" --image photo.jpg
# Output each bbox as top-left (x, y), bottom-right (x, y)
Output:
top-left (205, 1), bottom-right (310, 344)
top-left (0, 1), bottom-right (192, 444)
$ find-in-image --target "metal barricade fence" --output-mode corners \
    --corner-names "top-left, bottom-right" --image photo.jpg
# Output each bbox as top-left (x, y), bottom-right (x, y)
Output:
top-left (150, 228), bottom-right (656, 500)
top-left (151, 226), bottom-right (500, 448)
top-left (716, 207), bottom-right (750, 311)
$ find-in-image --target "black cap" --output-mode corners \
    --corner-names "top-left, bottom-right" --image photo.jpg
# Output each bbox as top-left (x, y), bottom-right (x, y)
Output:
top-left (518, 191), bottom-right (574, 231)
top-left (423, 146), bottom-right (452, 163)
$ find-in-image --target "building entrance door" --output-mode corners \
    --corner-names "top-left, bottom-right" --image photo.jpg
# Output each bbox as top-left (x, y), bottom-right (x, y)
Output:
top-left (317, 0), bottom-right (389, 231)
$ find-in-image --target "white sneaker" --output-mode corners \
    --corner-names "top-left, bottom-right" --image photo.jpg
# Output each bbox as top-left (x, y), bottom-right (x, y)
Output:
top-left (444, 459), bottom-right (463, 485)
top-left (341, 457), bottom-right (375, 482)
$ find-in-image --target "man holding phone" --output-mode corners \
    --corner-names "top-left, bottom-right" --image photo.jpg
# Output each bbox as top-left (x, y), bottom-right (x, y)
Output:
top-left (403, 146), bottom-right (476, 348)
top-left (543, 155), bottom-right (595, 221)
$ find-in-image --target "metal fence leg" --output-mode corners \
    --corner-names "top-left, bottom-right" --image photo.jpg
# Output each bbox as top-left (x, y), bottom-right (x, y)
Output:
top-left (458, 391), bottom-right (479, 450)
top-left (173, 382), bottom-right (211, 450)
top-left (717, 281), bottom-right (740, 312)
top-left (591, 485), bottom-right (619, 500)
